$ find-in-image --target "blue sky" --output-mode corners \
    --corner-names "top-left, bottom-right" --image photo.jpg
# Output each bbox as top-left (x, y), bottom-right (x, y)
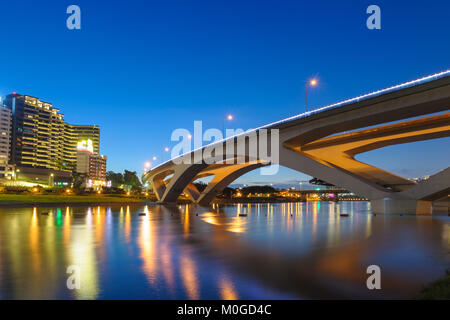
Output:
top-left (1, 0), bottom-right (449, 185)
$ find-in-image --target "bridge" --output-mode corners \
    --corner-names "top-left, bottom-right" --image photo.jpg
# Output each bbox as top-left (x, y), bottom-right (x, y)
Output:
top-left (143, 70), bottom-right (450, 214)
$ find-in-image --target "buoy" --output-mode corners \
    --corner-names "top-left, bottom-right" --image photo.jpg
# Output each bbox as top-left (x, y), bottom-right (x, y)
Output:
top-left (138, 213), bottom-right (146, 216)
top-left (340, 213), bottom-right (349, 217)
top-left (239, 213), bottom-right (248, 217)
top-left (196, 213), bottom-right (198, 216)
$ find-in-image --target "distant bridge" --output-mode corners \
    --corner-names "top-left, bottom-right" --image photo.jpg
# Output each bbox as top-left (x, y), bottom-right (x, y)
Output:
top-left (143, 70), bottom-right (450, 214)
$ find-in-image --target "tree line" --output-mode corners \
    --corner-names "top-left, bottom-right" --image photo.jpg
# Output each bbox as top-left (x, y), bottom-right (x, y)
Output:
top-left (106, 170), bottom-right (142, 192)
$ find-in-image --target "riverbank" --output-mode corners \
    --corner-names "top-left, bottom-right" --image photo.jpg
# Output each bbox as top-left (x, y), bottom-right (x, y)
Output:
top-left (0, 194), bottom-right (156, 207)
top-left (417, 270), bottom-right (450, 299)
top-left (215, 197), bottom-right (341, 204)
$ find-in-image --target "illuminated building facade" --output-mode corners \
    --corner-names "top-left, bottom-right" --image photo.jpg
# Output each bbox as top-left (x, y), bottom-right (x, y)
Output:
top-left (4, 93), bottom-right (100, 173)
top-left (76, 139), bottom-right (108, 188)
top-left (63, 124), bottom-right (100, 170)
top-left (5, 93), bottom-right (65, 170)
top-left (0, 104), bottom-right (14, 178)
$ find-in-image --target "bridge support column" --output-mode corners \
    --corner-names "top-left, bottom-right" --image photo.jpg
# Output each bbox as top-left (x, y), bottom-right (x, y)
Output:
top-left (370, 198), bottom-right (432, 215)
top-left (184, 183), bottom-right (200, 202)
top-left (196, 162), bottom-right (266, 206)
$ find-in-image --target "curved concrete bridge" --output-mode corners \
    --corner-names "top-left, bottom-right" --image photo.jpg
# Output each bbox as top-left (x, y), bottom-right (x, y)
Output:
top-left (143, 70), bottom-right (450, 214)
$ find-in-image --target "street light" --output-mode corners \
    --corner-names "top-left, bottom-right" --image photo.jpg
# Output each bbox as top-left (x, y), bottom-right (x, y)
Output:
top-left (222, 114), bottom-right (233, 138)
top-left (305, 78), bottom-right (318, 112)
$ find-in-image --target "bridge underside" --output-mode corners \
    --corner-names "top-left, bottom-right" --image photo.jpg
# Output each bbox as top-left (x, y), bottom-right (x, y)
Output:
top-left (143, 75), bottom-right (450, 215)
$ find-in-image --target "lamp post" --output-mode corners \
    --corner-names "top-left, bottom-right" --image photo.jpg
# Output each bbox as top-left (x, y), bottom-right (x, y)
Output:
top-left (305, 78), bottom-right (318, 112)
top-left (222, 114), bottom-right (233, 138)
top-left (144, 161), bottom-right (151, 173)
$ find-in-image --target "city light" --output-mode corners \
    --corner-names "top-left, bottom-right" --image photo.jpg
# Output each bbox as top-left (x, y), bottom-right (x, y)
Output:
top-left (164, 147), bottom-right (169, 152)
top-left (223, 114), bottom-right (234, 136)
top-left (152, 156), bottom-right (157, 161)
top-left (305, 78), bottom-right (318, 112)
top-left (77, 139), bottom-right (94, 153)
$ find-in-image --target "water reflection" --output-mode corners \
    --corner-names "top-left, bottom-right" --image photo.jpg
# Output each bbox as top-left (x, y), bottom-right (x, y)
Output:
top-left (180, 253), bottom-right (199, 299)
top-left (67, 207), bottom-right (99, 299)
top-left (139, 214), bottom-right (157, 285)
top-left (125, 206), bottom-right (131, 242)
top-left (219, 273), bottom-right (238, 300)
top-left (0, 202), bottom-right (448, 299)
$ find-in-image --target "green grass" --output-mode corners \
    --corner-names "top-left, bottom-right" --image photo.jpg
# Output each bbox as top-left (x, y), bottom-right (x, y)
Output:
top-left (417, 270), bottom-right (450, 300)
top-left (0, 194), bottom-right (148, 204)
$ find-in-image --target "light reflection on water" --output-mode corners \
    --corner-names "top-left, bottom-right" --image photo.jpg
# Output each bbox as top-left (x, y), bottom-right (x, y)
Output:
top-left (0, 201), bottom-right (449, 299)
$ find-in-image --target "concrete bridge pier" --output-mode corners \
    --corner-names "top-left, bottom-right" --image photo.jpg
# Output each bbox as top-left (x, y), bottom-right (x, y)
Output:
top-left (371, 167), bottom-right (450, 215)
top-left (370, 198), bottom-right (432, 215)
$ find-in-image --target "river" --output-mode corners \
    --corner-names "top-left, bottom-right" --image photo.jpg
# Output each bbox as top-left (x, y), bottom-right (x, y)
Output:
top-left (0, 201), bottom-right (449, 299)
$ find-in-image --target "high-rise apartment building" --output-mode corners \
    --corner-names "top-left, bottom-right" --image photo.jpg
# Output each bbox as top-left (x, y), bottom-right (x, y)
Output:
top-left (5, 93), bottom-right (100, 173)
top-left (0, 104), bottom-right (13, 178)
top-left (5, 93), bottom-right (65, 170)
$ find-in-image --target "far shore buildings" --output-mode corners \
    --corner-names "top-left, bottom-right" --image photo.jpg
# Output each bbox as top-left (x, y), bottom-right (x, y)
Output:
top-left (1, 93), bottom-right (107, 187)
top-left (76, 139), bottom-right (108, 188)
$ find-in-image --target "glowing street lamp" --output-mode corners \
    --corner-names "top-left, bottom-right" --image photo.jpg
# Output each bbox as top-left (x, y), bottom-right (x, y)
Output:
top-left (222, 114), bottom-right (233, 138)
top-left (305, 78), bottom-right (318, 112)
top-left (152, 156), bottom-right (157, 161)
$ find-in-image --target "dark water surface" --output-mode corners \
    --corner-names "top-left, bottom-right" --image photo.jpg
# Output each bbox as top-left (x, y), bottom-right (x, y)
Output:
top-left (0, 201), bottom-right (449, 299)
